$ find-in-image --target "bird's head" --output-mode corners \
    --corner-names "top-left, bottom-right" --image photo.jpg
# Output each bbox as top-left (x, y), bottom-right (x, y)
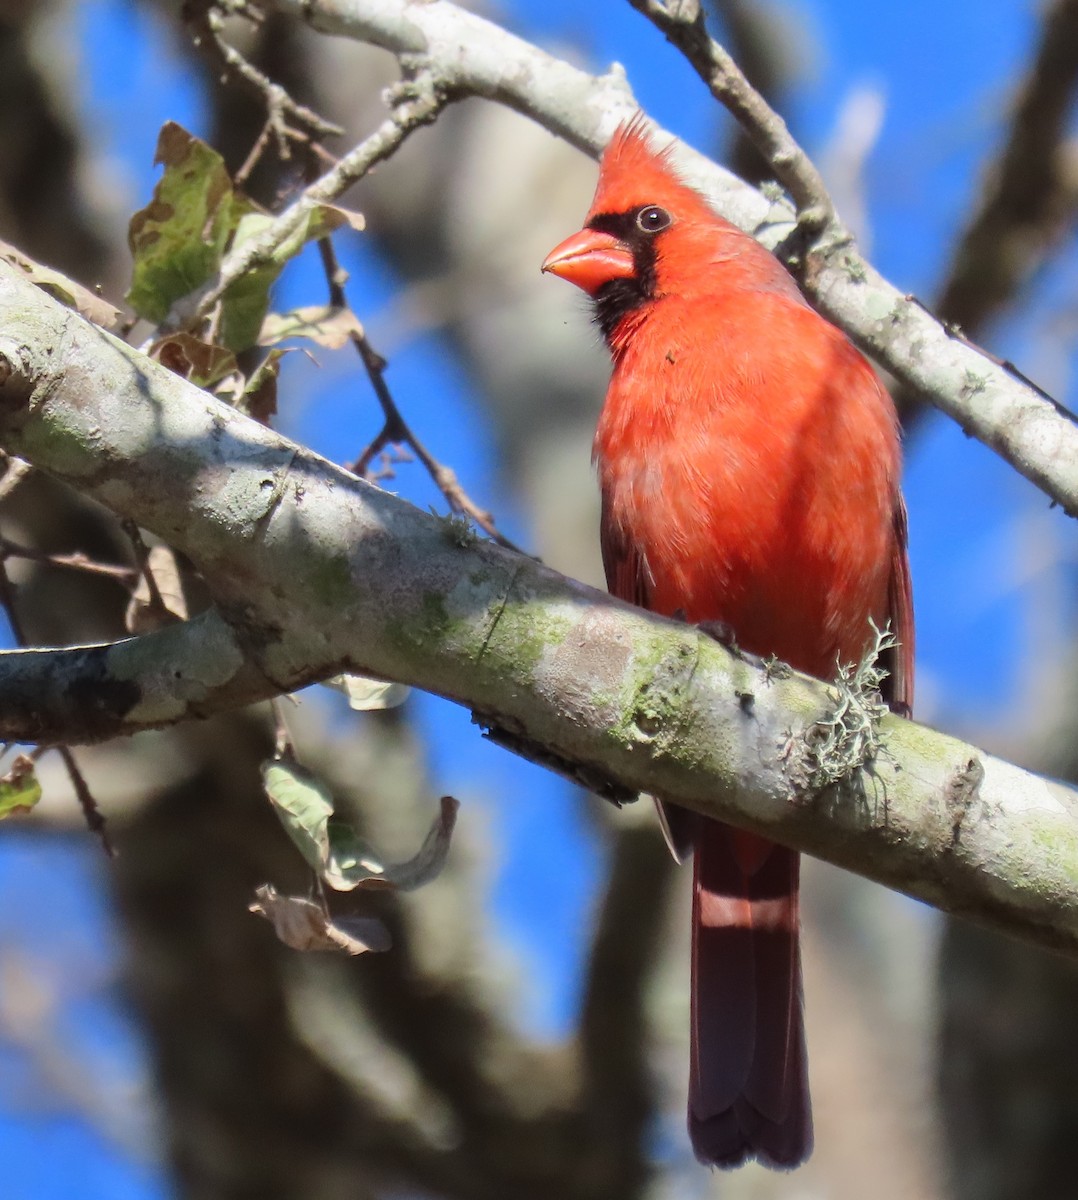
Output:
top-left (543, 116), bottom-right (794, 344)
top-left (542, 117), bottom-right (721, 339)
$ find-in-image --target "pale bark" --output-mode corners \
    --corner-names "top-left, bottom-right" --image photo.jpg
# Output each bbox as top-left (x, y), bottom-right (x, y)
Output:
top-left (1, 260), bottom-right (1077, 959)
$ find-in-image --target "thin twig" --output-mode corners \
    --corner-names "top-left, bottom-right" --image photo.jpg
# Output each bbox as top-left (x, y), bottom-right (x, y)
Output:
top-left (0, 457), bottom-right (33, 504)
top-left (56, 745), bottom-right (114, 856)
top-left (234, 115), bottom-right (277, 188)
top-left (123, 520), bottom-right (174, 621)
top-left (314, 226), bottom-right (524, 552)
top-left (0, 535), bottom-right (136, 584)
top-left (187, 0), bottom-right (343, 150)
top-left (162, 71), bottom-right (449, 334)
top-left (270, 697), bottom-right (296, 757)
top-left (628, 0), bottom-right (839, 232)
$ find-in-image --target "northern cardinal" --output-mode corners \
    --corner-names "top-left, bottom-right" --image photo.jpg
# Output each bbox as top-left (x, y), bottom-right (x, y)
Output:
top-left (542, 118), bottom-right (913, 1169)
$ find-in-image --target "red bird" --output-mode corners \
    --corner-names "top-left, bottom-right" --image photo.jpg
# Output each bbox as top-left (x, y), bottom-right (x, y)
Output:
top-left (543, 119), bottom-right (913, 1169)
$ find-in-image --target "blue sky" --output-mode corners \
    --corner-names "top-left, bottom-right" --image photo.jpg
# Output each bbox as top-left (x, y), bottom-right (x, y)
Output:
top-left (1, 0), bottom-right (1074, 1195)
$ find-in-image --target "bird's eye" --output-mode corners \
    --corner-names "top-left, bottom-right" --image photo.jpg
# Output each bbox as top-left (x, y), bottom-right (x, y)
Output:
top-left (636, 205), bottom-right (672, 234)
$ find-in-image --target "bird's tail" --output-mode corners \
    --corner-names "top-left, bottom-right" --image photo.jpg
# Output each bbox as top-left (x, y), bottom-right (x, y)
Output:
top-left (689, 819), bottom-right (812, 1168)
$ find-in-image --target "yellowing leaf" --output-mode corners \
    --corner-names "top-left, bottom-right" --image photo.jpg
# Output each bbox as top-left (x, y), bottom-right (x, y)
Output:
top-left (0, 755), bottom-right (42, 820)
top-left (322, 672), bottom-right (411, 711)
top-left (126, 122), bottom-right (255, 323)
top-left (259, 305), bottom-right (363, 350)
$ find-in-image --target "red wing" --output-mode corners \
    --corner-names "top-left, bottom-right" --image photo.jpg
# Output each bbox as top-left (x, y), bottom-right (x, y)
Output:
top-left (599, 486), bottom-right (652, 608)
top-left (883, 497), bottom-right (915, 718)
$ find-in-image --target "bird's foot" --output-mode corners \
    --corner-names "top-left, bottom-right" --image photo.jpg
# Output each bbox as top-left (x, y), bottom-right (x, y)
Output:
top-left (696, 619), bottom-right (769, 672)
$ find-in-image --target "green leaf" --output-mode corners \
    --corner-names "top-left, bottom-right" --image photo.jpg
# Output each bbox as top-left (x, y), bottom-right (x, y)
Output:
top-left (261, 759), bottom-right (334, 876)
top-left (323, 795), bottom-right (459, 893)
top-left (261, 760), bottom-right (458, 894)
top-left (0, 755), bottom-right (42, 820)
top-left (126, 122), bottom-right (254, 323)
top-left (324, 820), bottom-right (388, 891)
top-left (126, 122), bottom-right (364, 346)
top-left (218, 206), bottom-right (364, 352)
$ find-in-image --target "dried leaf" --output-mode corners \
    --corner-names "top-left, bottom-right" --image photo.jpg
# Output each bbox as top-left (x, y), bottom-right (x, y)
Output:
top-left (151, 332), bottom-right (238, 388)
top-left (237, 348), bottom-right (287, 424)
top-left (322, 672), bottom-right (411, 711)
top-left (317, 204), bottom-right (365, 235)
top-left (249, 884), bottom-right (390, 954)
top-left (0, 238), bottom-right (121, 328)
top-left (0, 755), bottom-right (42, 820)
top-left (125, 544), bottom-right (188, 634)
top-left (259, 305), bottom-right (363, 350)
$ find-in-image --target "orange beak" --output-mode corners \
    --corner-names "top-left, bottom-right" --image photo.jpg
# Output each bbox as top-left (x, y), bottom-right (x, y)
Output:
top-left (541, 228), bottom-right (635, 296)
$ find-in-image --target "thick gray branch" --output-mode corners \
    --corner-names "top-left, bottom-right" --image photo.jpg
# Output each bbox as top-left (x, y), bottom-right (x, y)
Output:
top-left (264, 0), bottom-right (1078, 516)
top-left (1, 262), bottom-right (1077, 959)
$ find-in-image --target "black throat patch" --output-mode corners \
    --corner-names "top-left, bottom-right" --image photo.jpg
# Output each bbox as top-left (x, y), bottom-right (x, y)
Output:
top-left (586, 209), bottom-right (661, 344)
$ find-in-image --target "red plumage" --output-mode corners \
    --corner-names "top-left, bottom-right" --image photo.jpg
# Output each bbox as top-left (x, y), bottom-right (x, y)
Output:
top-left (544, 119), bottom-right (913, 1168)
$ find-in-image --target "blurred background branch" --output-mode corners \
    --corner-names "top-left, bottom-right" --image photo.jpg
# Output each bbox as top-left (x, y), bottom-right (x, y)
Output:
top-left (898, 0), bottom-right (1078, 429)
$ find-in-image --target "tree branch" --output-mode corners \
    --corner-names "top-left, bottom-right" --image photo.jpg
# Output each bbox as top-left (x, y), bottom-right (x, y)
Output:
top-left (628, 0), bottom-right (836, 229)
top-left (1, 261), bottom-right (1078, 959)
top-left (936, 0), bottom-right (1078, 335)
top-left (896, 0), bottom-right (1078, 428)
top-left (262, 0), bottom-right (1078, 518)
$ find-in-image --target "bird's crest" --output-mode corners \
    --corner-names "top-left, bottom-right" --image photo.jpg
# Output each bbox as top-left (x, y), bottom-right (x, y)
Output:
top-left (588, 115), bottom-right (716, 225)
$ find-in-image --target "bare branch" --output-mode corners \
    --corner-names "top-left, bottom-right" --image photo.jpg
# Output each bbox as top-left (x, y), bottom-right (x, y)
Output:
top-left (937, 0), bottom-right (1078, 335)
top-left (55, 744), bottom-right (112, 854)
top-left (0, 456), bottom-right (32, 503)
top-left (628, 0), bottom-right (836, 230)
top-left (312, 235), bottom-right (522, 551)
top-left (893, 0), bottom-right (1078, 429)
top-left (1, 262), bottom-right (1078, 960)
top-left (708, 0), bottom-right (794, 186)
top-left (187, 1), bottom-right (343, 145)
top-left (0, 535), bottom-right (135, 584)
